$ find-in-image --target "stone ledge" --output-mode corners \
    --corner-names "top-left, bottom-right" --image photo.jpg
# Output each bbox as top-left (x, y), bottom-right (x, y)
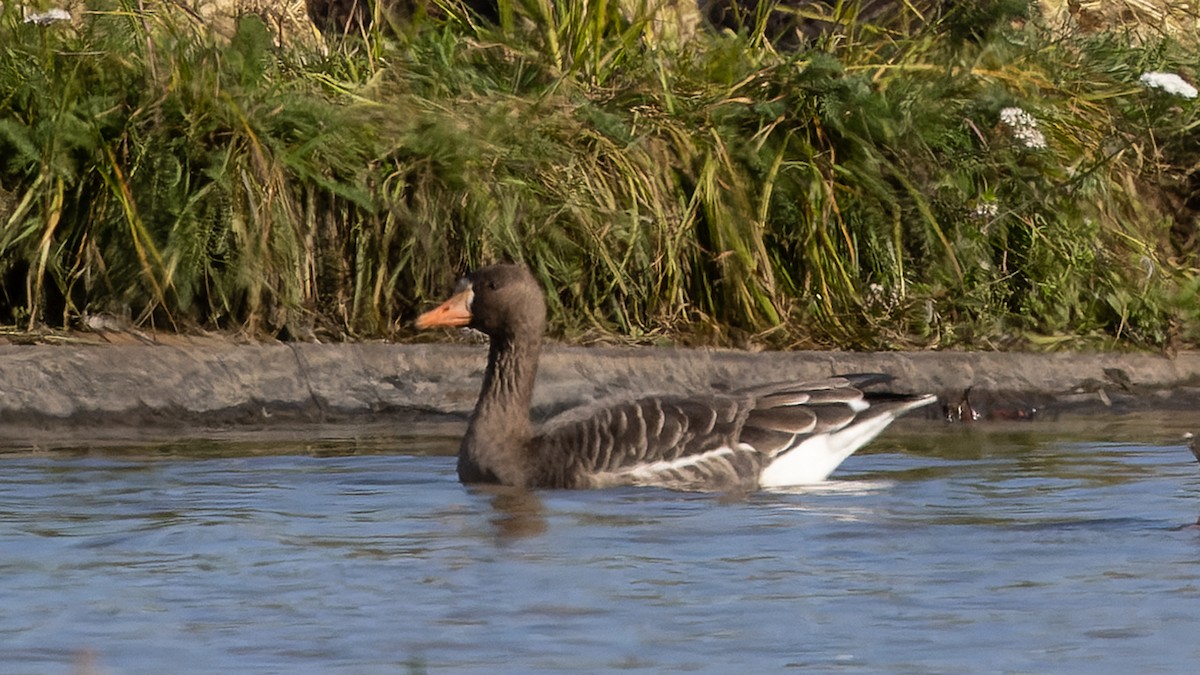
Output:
top-left (2, 343), bottom-right (1199, 433)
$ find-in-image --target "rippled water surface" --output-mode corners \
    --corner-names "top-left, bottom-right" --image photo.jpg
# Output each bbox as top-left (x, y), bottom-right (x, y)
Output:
top-left (4, 413), bottom-right (1200, 673)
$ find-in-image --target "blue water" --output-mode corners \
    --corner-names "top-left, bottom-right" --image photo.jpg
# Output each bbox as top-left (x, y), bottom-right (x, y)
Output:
top-left (3, 415), bottom-right (1200, 673)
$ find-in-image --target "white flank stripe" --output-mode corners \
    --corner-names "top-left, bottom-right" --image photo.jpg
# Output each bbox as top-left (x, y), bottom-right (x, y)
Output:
top-left (625, 446), bottom-right (737, 482)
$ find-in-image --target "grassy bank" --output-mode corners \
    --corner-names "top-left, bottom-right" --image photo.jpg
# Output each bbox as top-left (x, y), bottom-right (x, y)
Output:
top-left (0, 1), bottom-right (1197, 350)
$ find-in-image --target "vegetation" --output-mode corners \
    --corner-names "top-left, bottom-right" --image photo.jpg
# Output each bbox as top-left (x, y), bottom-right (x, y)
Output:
top-left (0, 0), bottom-right (1197, 350)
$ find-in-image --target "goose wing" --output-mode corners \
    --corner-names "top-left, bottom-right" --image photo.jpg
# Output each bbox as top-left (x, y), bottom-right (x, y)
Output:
top-left (535, 375), bottom-right (930, 490)
top-left (535, 394), bottom-right (760, 491)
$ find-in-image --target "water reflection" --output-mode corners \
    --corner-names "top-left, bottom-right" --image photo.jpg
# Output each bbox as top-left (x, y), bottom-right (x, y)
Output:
top-left (476, 486), bottom-right (547, 541)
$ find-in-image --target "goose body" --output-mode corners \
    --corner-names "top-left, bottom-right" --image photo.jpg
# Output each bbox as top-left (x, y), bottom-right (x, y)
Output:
top-left (416, 264), bottom-right (935, 491)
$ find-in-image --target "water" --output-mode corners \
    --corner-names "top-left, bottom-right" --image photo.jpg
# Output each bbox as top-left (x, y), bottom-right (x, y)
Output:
top-left (3, 414), bottom-right (1200, 673)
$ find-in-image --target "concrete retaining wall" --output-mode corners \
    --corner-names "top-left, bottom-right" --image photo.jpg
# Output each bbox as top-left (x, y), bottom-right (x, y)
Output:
top-left (2, 342), bottom-right (1199, 431)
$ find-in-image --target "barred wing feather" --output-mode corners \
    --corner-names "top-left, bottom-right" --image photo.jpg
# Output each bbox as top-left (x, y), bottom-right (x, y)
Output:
top-left (536, 376), bottom-right (935, 490)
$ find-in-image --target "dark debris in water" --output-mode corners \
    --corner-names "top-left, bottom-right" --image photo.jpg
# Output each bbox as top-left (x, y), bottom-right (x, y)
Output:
top-left (943, 387), bottom-right (1039, 423)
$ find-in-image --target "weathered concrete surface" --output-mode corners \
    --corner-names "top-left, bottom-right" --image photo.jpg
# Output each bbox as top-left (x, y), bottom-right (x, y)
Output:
top-left (2, 341), bottom-right (1200, 435)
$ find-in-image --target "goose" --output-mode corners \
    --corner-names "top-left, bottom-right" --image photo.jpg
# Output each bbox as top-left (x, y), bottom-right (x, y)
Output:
top-left (416, 263), bottom-right (936, 491)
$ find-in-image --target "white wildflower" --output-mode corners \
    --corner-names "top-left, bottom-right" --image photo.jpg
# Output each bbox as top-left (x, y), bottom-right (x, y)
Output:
top-left (998, 106), bottom-right (1047, 150)
top-left (1011, 126), bottom-right (1046, 150)
top-left (865, 283), bottom-right (900, 311)
top-left (24, 8), bottom-right (71, 24)
top-left (972, 201), bottom-right (999, 219)
top-left (1139, 71), bottom-right (1198, 99)
top-left (999, 107), bottom-right (1035, 128)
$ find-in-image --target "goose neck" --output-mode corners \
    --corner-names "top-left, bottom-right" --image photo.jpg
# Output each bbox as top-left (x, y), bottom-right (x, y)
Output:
top-left (477, 333), bottom-right (539, 431)
top-left (459, 332), bottom-right (540, 484)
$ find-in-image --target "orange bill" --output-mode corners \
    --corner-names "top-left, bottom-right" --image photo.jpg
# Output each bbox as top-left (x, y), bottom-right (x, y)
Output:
top-left (415, 288), bottom-right (473, 329)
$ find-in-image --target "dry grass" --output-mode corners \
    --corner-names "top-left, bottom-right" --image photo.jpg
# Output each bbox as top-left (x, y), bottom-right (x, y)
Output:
top-left (176, 0), bottom-right (317, 44)
top-left (1040, 0), bottom-right (1200, 42)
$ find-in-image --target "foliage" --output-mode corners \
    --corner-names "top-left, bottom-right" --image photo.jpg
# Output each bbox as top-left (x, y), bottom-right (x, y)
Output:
top-left (0, 0), bottom-right (1196, 350)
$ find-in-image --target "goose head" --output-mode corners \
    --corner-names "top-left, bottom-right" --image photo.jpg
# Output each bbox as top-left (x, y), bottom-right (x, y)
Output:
top-left (416, 264), bottom-right (547, 341)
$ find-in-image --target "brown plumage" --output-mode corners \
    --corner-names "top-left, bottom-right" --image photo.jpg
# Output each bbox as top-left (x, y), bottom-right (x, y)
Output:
top-left (416, 263), bottom-right (935, 491)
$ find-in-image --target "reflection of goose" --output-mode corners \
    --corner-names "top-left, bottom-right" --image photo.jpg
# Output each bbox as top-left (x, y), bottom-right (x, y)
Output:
top-left (416, 264), bottom-right (936, 491)
top-left (484, 487), bottom-right (546, 540)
